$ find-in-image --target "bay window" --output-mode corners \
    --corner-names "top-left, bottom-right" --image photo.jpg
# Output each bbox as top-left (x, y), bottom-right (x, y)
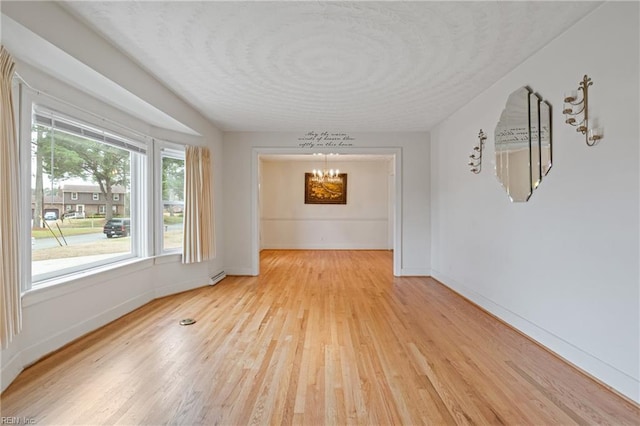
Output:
top-left (23, 98), bottom-right (186, 288)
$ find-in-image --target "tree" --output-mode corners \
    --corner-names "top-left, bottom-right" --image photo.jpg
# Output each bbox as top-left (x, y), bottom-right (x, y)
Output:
top-left (33, 125), bottom-right (130, 221)
top-left (32, 126), bottom-right (45, 229)
top-left (162, 157), bottom-right (184, 216)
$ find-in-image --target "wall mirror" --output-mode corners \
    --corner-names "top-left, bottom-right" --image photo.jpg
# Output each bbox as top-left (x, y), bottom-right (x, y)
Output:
top-left (540, 101), bottom-right (552, 176)
top-left (494, 86), bottom-right (552, 202)
top-left (530, 93), bottom-right (541, 190)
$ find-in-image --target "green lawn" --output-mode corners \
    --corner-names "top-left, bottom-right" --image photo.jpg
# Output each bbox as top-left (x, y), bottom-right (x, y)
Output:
top-left (31, 229), bottom-right (184, 260)
top-left (32, 217), bottom-right (109, 238)
top-left (32, 226), bottom-right (103, 239)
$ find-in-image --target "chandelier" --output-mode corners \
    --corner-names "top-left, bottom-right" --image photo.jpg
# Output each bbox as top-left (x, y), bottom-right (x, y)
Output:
top-left (311, 153), bottom-right (340, 182)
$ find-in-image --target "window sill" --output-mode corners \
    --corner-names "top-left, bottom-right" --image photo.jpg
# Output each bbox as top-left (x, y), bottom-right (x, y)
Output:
top-left (23, 257), bottom-right (154, 308)
top-left (153, 252), bottom-right (183, 265)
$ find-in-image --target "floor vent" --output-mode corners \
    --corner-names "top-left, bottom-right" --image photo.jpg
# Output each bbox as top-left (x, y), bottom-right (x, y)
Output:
top-left (210, 271), bottom-right (226, 285)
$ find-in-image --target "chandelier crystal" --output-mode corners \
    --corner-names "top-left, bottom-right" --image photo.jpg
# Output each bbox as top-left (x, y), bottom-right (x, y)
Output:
top-left (311, 153), bottom-right (340, 182)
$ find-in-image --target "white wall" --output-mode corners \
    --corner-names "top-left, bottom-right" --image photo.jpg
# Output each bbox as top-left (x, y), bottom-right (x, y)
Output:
top-left (1, 3), bottom-right (225, 392)
top-left (223, 132), bottom-right (430, 276)
top-left (430, 2), bottom-right (639, 402)
top-left (260, 159), bottom-right (391, 249)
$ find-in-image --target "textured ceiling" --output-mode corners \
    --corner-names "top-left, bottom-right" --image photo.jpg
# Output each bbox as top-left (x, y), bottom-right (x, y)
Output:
top-left (61, 1), bottom-right (601, 132)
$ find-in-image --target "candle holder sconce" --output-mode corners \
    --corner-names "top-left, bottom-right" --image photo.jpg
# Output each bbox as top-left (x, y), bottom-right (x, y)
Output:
top-left (563, 75), bottom-right (603, 146)
top-left (468, 129), bottom-right (487, 174)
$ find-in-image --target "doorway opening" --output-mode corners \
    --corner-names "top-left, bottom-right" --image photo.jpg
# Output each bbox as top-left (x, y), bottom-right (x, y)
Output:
top-left (251, 148), bottom-right (402, 276)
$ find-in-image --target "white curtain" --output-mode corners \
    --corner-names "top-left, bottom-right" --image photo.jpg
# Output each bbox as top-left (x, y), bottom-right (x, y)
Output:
top-left (0, 46), bottom-right (22, 348)
top-left (183, 146), bottom-right (215, 263)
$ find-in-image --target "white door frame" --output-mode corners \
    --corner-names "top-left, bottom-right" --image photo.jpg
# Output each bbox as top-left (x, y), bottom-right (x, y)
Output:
top-left (250, 147), bottom-right (402, 276)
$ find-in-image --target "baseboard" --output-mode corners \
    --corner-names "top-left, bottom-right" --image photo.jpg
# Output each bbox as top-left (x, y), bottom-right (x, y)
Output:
top-left (153, 277), bottom-right (209, 299)
top-left (1, 350), bottom-right (23, 393)
top-left (262, 243), bottom-right (389, 250)
top-left (19, 292), bottom-right (153, 368)
top-left (431, 269), bottom-right (640, 404)
top-left (399, 267), bottom-right (430, 276)
top-left (225, 267), bottom-right (256, 276)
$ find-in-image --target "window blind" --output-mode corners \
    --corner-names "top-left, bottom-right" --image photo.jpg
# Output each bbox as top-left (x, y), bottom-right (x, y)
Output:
top-left (33, 107), bottom-right (147, 154)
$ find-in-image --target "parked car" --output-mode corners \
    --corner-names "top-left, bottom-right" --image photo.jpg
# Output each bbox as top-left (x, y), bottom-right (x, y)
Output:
top-left (44, 211), bottom-right (58, 220)
top-left (103, 218), bottom-right (130, 238)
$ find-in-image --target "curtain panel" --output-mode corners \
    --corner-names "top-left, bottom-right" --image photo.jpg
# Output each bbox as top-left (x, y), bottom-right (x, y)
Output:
top-left (0, 46), bottom-right (22, 348)
top-left (183, 146), bottom-right (215, 263)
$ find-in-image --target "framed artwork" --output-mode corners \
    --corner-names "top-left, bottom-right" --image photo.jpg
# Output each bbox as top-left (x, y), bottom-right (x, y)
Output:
top-left (304, 173), bottom-right (347, 204)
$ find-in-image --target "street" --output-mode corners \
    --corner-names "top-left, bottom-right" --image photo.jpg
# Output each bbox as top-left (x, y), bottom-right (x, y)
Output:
top-left (34, 230), bottom-right (107, 249)
top-left (33, 223), bottom-right (183, 249)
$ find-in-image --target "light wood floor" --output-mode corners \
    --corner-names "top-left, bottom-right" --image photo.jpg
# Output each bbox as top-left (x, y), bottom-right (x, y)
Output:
top-left (2, 250), bottom-right (638, 425)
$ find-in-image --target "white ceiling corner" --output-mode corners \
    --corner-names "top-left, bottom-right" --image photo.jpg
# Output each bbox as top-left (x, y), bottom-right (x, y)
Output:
top-left (59, 1), bottom-right (601, 133)
top-left (1, 14), bottom-right (200, 136)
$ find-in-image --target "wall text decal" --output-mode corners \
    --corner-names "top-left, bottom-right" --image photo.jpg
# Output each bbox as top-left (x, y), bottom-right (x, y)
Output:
top-left (297, 131), bottom-right (355, 148)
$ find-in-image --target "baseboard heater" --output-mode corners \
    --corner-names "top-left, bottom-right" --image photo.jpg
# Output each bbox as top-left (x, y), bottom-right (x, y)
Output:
top-left (210, 270), bottom-right (226, 286)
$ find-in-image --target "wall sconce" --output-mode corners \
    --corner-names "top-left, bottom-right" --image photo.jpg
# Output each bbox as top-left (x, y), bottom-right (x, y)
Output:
top-left (563, 74), bottom-right (603, 146)
top-left (468, 129), bottom-right (487, 174)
